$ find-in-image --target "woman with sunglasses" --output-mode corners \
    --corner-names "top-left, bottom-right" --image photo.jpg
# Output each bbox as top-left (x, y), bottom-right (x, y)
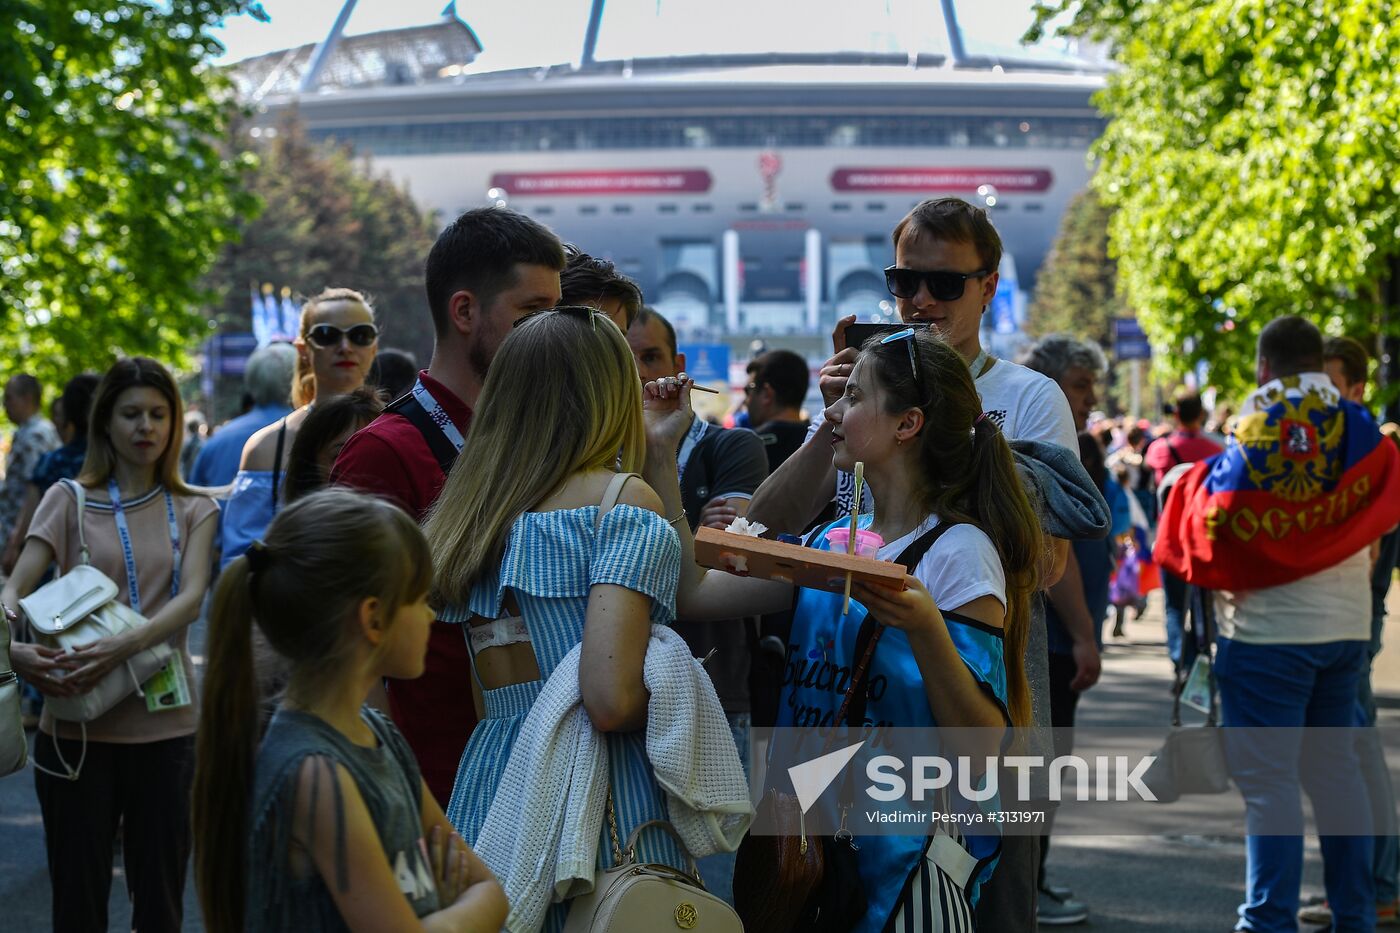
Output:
top-left (221, 288), bottom-right (378, 568)
top-left (644, 327), bottom-right (1043, 933)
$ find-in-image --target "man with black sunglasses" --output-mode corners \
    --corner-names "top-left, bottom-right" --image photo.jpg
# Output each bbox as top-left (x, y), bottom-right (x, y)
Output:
top-left (747, 197), bottom-right (1085, 930)
top-left (331, 207), bottom-right (564, 804)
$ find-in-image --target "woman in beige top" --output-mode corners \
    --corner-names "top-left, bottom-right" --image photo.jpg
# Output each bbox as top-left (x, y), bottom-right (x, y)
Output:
top-left (2, 357), bottom-right (218, 933)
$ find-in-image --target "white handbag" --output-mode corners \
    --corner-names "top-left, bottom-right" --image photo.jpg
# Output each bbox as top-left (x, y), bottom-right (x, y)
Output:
top-left (563, 804), bottom-right (743, 933)
top-left (17, 480), bottom-right (174, 777)
top-left (1, 609), bottom-right (26, 777)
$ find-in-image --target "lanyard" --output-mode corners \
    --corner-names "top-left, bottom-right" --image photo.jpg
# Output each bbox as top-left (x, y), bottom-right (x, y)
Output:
top-left (676, 415), bottom-right (709, 486)
top-left (107, 479), bottom-right (180, 614)
top-left (412, 378), bottom-right (466, 453)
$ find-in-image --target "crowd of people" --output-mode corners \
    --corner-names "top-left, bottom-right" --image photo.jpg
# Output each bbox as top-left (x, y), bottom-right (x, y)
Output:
top-left (0, 196), bottom-right (1397, 933)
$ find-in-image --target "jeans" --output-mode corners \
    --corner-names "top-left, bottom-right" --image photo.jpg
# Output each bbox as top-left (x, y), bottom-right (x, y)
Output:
top-left (1363, 556), bottom-right (1400, 904)
top-left (1163, 570), bottom-right (1196, 674)
top-left (1215, 637), bottom-right (1375, 932)
top-left (696, 712), bottom-right (750, 906)
top-left (1040, 651), bottom-right (1080, 888)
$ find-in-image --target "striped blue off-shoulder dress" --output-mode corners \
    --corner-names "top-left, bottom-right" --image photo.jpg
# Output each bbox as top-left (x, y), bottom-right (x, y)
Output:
top-left (442, 504), bottom-right (687, 932)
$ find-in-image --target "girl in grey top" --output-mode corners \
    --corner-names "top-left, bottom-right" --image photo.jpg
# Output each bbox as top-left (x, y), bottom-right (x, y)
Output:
top-left (192, 489), bottom-right (506, 932)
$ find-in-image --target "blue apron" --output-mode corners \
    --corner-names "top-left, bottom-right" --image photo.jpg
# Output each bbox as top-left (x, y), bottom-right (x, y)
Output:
top-left (775, 515), bottom-right (1010, 933)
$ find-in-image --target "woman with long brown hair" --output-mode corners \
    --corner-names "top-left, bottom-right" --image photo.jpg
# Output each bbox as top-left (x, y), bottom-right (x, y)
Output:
top-left (193, 489), bottom-right (505, 932)
top-left (1, 357), bottom-right (219, 933)
top-left (643, 327), bottom-right (1042, 932)
top-left (221, 287), bottom-right (378, 567)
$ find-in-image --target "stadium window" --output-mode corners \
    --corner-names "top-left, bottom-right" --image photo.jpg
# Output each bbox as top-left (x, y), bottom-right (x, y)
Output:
top-left (533, 206), bottom-right (554, 216)
top-left (865, 202), bottom-right (886, 212)
top-left (784, 202), bottom-right (806, 212)
top-left (580, 205), bottom-right (599, 216)
top-left (613, 204), bottom-right (633, 214)
top-left (659, 204), bottom-right (679, 214)
top-left (1023, 203), bottom-right (1044, 212)
top-left (832, 202), bottom-right (852, 212)
top-left (307, 114), bottom-right (1106, 158)
top-left (739, 203), bottom-right (759, 213)
top-left (692, 203), bottom-right (714, 213)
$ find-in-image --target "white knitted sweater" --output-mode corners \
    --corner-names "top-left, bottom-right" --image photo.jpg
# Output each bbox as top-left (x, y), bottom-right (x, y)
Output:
top-left (473, 624), bottom-right (753, 932)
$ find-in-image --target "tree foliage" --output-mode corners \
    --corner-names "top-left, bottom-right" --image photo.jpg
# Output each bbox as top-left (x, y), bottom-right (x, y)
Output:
top-left (1, 1), bottom-right (258, 390)
top-left (203, 116), bottom-right (439, 368)
top-left (1028, 187), bottom-right (1127, 347)
top-left (1030, 0), bottom-right (1400, 399)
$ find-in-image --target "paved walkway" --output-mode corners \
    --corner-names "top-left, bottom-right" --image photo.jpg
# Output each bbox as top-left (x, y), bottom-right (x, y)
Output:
top-left (2, 587), bottom-right (1396, 930)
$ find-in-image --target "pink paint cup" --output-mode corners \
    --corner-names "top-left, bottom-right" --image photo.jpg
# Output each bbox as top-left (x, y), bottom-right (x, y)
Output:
top-left (824, 527), bottom-right (884, 558)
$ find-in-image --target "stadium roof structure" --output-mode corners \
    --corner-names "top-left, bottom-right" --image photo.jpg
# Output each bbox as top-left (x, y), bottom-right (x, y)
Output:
top-left (229, 16), bottom-right (484, 101)
top-left (227, 0), bottom-right (1109, 103)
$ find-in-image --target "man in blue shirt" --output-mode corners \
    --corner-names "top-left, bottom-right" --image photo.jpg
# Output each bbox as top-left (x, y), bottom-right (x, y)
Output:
top-left (190, 343), bottom-right (296, 487)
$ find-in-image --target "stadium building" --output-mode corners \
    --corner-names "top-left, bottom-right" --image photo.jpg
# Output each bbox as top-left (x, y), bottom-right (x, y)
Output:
top-left (234, 1), bottom-right (1108, 352)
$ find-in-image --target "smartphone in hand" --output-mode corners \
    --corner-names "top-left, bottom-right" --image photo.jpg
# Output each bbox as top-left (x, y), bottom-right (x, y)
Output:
top-left (842, 321), bottom-right (931, 352)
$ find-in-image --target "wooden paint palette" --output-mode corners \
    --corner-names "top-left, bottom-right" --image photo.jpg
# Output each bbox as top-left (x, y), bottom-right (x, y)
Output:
top-left (694, 527), bottom-right (908, 593)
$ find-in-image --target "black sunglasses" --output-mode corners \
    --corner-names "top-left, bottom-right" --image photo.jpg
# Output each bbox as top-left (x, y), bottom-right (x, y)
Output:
top-left (306, 323), bottom-right (379, 348)
top-left (884, 265), bottom-right (990, 302)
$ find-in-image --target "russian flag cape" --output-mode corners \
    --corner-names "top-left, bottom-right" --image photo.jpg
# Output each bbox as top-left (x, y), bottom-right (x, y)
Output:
top-left (1154, 373), bottom-right (1400, 591)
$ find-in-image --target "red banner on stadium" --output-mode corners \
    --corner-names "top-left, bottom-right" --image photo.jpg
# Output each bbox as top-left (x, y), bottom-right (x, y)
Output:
top-left (490, 170), bottom-right (712, 196)
top-left (830, 167), bottom-right (1053, 193)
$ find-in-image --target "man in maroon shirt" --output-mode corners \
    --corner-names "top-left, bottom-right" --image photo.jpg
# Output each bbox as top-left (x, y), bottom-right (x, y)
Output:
top-left (1143, 389), bottom-right (1224, 484)
top-left (1144, 390), bottom-right (1223, 678)
top-left (331, 207), bottom-right (564, 802)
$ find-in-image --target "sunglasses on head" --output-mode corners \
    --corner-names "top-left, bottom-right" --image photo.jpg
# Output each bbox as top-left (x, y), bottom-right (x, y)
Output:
top-left (305, 323), bottom-right (379, 348)
top-left (880, 327), bottom-right (922, 383)
top-left (512, 305), bottom-right (603, 331)
top-left (884, 265), bottom-right (990, 302)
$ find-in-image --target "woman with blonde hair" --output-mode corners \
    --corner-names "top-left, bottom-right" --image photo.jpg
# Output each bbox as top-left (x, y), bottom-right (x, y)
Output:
top-left (1, 357), bottom-right (219, 933)
top-left (222, 287), bottom-right (378, 567)
top-left (426, 306), bottom-right (696, 930)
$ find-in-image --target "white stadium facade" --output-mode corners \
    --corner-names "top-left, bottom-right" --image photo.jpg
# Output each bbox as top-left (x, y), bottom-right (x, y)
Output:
top-left (233, 1), bottom-right (1109, 352)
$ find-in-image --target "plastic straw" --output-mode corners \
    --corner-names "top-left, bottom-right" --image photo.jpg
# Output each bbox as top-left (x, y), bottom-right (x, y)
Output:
top-left (843, 461), bottom-right (864, 614)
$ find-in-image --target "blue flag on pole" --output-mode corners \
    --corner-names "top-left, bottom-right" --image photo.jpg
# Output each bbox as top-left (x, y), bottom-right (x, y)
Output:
top-left (250, 285), bottom-right (272, 347)
top-left (277, 290), bottom-right (301, 342)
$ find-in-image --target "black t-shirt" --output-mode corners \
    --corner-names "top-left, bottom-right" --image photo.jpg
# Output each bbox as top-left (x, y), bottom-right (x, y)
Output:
top-left (753, 418), bottom-right (810, 475)
top-left (674, 425), bottom-right (769, 713)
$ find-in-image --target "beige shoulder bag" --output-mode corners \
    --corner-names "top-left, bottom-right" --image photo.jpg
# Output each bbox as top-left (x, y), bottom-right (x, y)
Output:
top-left (18, 480), bottom-right (174, 779)
top-left (563, 805), bottom-right (742, 933)
top-left (0, 608), bottom-right (26, 776)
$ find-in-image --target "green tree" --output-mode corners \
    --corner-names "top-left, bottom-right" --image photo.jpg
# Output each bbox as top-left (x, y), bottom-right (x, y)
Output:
top-left (1029, 0), bottom-right (1400, 400)
top-left (1, 1), bottom-right (259, 389)
top-left (1028, 187), bottom-right (1127, 346)
top-left (203, 116), bottom-right (438, 377)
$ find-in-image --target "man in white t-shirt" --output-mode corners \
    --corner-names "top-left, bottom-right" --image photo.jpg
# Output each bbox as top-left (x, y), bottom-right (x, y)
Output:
top-left (748, 196), bottom-right (1084, 930)
top-left (1205, 317), bottom-right (1375, 932)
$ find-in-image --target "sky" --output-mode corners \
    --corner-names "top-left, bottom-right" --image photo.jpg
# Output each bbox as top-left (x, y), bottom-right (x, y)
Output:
top-left (211, 0), bottom-right (1071, 71)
